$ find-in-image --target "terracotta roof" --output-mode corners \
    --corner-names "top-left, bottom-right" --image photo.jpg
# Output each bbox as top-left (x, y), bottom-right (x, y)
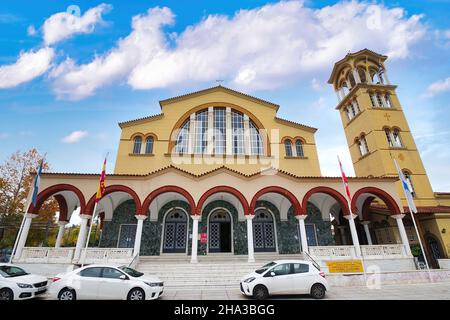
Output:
top-left (274, 117), bottom-right (317, 133)
top-left (118, 113), bottom-right (163, 128)
top-left (41, 164), bottom-right (397, 182)
top-left (159, 85), bottom-right (280, 109)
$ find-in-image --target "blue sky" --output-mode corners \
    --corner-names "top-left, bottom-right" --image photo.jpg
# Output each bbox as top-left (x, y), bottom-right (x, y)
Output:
top-left (0, 0), bottom-right (450, 191)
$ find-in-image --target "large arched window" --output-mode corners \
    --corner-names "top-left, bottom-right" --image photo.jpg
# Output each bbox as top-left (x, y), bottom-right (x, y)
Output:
top-left (145, 137), bottom-right (154, 154)
top-left (284, 139), bottom-right (293, 157)
top-left (173, 107), bottom-right (265, 156)
top-left (295, 140), bottom-right (304, 157)
top-left (133, 136), bottom-right (142, 154)
top-left (357, 67), bottom-right (367, 83)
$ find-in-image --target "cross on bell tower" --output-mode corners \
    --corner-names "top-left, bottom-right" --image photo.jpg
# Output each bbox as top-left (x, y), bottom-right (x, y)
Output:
top-left (328, 49), bottom-right (436, 208)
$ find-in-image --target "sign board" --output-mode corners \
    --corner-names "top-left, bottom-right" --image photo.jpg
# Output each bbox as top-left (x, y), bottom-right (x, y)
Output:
top-left (326, 260), bottom-right (364, 273)
top-left (200, 233), bottom-right (208, 244)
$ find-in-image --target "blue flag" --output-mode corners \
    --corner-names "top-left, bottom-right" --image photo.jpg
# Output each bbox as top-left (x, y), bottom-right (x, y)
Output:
top-left (31, 159), bottom-right (43, 207)
top-left (393, 158), bottom-right (418, 214)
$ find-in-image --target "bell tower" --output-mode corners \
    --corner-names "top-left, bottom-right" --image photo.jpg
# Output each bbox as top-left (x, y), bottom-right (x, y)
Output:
top-left (328, 49), bottom-right (437, 208)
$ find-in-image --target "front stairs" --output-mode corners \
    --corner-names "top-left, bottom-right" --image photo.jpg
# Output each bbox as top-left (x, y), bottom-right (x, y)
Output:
top-left (136, 253), bottom-right (305, 291)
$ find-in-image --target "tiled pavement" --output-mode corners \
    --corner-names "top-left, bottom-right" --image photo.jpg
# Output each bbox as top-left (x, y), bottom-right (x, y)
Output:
top-left (159, 281), bottom-right (450, 300)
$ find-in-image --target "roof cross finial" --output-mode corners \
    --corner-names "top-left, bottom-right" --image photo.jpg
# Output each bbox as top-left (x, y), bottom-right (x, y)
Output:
top-left (215, 79), bottom-right (224, 86)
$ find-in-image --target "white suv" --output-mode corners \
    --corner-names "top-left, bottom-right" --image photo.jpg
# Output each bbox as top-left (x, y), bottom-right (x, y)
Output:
top-left (240, 260), bottom-right (329, 300)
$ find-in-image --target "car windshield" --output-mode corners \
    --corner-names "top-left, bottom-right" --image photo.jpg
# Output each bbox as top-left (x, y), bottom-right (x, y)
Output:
top-left (255, 261), bottom-right (277, 274)
top-left (0, 265), bottom-right (29, 278)
top-left (118, 266), bottom-right (144, 278)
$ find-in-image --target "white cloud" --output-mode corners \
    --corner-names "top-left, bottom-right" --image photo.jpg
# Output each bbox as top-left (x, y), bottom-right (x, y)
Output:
top-left (0, 133), bottom-right (9, 139)
top-left (0, 47), bottom-right (54, 88)
top-left (424, 77), bottom-right (450, 97)
top-left (50, 1), bottom-right (427, 100)
top-left (62, 130), bottom-right (88, 143)
top-left (43, 3), bottom-right (111, 45)
top-left (27, 25), bottom-right (37, 36)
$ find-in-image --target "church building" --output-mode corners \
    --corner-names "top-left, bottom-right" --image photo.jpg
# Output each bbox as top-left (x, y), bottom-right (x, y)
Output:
top-left (13, 49), bottom-right (450, 271)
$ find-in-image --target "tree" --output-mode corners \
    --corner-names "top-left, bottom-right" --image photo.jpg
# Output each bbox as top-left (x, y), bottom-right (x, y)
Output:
top-left (0, 149), bottom-right (58, 248)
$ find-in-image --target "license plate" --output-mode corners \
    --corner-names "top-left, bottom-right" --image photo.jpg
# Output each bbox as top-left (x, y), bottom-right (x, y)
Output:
top-left (36, 288), bottom-right (47, 294)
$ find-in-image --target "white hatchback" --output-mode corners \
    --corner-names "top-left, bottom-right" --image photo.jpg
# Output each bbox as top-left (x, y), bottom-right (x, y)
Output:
top-left (240, 260), bottom-right (329, 300)
top-left (0, 264), bottom-right (49, 300)
top-left (49, 265), bottom-right (163, 300)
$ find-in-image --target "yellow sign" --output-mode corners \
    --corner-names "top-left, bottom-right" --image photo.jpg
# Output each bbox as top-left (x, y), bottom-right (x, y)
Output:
top-left (326, 260), bottom-right (364, 273)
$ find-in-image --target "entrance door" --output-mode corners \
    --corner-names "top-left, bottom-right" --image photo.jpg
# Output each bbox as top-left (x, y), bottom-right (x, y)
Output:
top-left (253, 210), bottom-right (276, 252)
top-left (163, 210), bottom-right (188, 253)
top-left (118, 224), bottom-right (136, 248)
top-left (209, 210), bottom-right (232, 253)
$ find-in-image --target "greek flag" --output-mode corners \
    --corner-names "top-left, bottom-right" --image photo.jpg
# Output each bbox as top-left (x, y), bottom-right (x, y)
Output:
top-left (393, 158), bottom-right (417, 214)
top-left (31, 159), bottom-right (44, 207)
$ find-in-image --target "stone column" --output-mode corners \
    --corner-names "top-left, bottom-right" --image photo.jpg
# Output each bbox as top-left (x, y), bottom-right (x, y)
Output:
top-left (14, 213), bottom-right (37, 259)
top-left (335, 89), bottom-right (342, 103)
top-left (245, 215), bottom-right (255, 262)
top-left (296, 215), bottom-right (309, 254)
top-left (352, 68), bottom-right (361, 84)
top-left (392, 214), bottom-right (412, 256)
top-left (55, 221), bottom-right (68, 248)
top-left (133, 215), bottom-right (146, 257)
top-left (361, 221), bottom-right (373, 245)
top-left (190, 215), bottom-right (201, 263)
top-left (74, 215), bottom-right (90, 261)
top-left (338, 226), bottom-right (347, 245)
top-left (344, 214), bottom-right (361, 256)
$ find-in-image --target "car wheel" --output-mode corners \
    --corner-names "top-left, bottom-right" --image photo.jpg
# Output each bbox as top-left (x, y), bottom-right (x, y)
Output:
top-left (127, 288), bottom-right (145, 301)
top-left (310, 283), bottom-right (326, 299)
top-left (252, 285), bottom-right (269, 300)
top-left (0, 288), bottom-right (13, 300)
top-left (58, 288), bottom-right (76, 300)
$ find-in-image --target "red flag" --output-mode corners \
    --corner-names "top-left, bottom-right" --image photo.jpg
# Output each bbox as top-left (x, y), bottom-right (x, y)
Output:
top-left (338, 156), bottom-right (352, 202)
top-left (95, 156), bottom-right (107, 203)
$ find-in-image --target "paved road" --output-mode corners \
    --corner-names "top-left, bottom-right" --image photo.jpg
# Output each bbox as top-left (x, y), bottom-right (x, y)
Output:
top-left (40, 281), bottom-right (450, 300)
top-left (160, 281), bottom-right (450, 300)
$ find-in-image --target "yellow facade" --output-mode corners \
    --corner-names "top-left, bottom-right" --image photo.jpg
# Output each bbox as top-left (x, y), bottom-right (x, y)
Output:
top-left (328, 48), bottom-right (450, 261)
top-left (114, 86), bottom-right (321, 177)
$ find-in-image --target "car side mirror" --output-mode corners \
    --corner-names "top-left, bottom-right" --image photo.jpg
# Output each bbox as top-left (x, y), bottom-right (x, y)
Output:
top-left (270, 272), bottom-right (275, 277)
top-left (119, 275), bottom-right (128, 280)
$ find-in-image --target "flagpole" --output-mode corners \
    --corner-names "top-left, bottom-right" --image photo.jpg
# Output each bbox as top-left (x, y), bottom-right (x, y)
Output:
top-left (81, 202), bottom-right (98, 267)
top-left (406, 201), bottom-right (430, 273)
top-left (337, 156), bottom-right (363, 259)
top-left (9, 155), bottom-right (46, 264)
top-left (81, 152), bottom-right (108, 267)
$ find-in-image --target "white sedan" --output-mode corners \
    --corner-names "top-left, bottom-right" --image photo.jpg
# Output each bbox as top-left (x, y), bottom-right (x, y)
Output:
top-left (0, 264), bottom-right (49, 300)
top-left (240, 260), bottom-right (329, 300)
top-left (49, 265), bottom-right (163, 300)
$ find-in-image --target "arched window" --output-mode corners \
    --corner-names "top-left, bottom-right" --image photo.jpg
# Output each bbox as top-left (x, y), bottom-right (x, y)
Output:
top-left (133, 136), bottom-right (142, 154)
top-left (357, 135), bottom-right (369, 156)
top-left (145, 137), bottom-right (154, 154)
top-left (376, 93), bottom-right (384, 108)
top-left (295, 140), bottom-right (304, 157)
top-left (384, 93), bottom-right (392, 108)
top-left (250, 121), bottom-right (263, 155)
top-left (370, 93), bottom-right (378, 108)
top-left (173, 107), bottom-right (264, 156)
top-left (175, 120), bottom-right (190, 154)
top-left (385, 128), bottom-right (403, 148)
top-left (232, 111), bottom-right (245, 155)
top-left (357, 68), bottom-right (367, 83)
top-left (348, 73), bottom-right (356, 89)
top-left (284, 140), bottom-right (293, 157)
top-left (403, 170), bottom-right (416, 197)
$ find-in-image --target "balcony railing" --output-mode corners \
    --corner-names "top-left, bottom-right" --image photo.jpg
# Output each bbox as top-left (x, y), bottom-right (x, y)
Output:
top-left (309, 244), bottom-right (410, 260)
